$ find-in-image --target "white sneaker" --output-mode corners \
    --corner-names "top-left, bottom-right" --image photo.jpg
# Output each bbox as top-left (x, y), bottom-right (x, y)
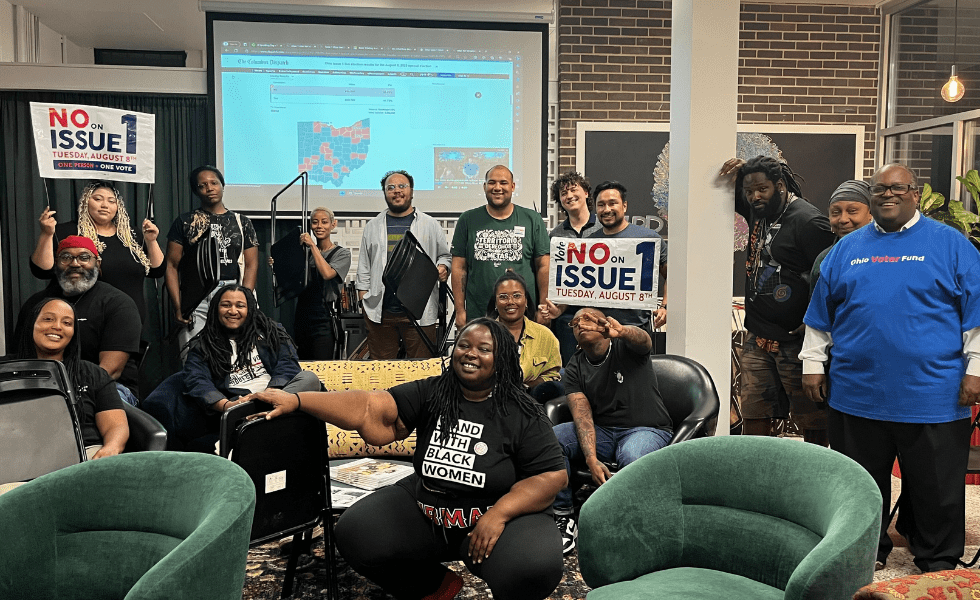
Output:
top-left (556, 514), bottom-right (578, 556)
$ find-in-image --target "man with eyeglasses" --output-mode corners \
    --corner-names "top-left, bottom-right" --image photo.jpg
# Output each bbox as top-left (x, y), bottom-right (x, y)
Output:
top-left (802, 163), bottom-right (980, 573)
top-left (16, 236), bottom-right (142, 405)
top-left (551, 307), bottom-right (672, 555)
top-left (356, 170), bottom-right (451, 359)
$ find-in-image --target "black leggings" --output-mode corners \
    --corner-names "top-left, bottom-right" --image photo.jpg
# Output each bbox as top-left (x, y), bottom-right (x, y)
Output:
top-left (335, 478), bottom-right (564, 600)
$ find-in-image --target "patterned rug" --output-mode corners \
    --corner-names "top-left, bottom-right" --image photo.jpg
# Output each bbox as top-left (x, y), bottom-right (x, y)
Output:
top-left (242, 525), bottom-right (590, 600)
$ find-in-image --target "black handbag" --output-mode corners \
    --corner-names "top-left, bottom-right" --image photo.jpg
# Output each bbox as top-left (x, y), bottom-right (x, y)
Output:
top-left (178, 231), bottom-right (220, 321)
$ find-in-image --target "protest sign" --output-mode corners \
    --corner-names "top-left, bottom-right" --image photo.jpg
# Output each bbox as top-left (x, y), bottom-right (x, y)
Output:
top-left (548, 236), bottom-right (661, 310)
top-left (30, 102), bottom-right (155, 183)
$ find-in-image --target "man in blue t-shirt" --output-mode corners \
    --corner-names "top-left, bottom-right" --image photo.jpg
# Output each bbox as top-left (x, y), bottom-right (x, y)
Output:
top-left (801, 163), bottom-right (980, 573)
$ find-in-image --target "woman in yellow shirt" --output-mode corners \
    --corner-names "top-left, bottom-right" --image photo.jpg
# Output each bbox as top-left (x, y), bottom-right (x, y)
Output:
top-left (488, 271), bottom-right (563, 402)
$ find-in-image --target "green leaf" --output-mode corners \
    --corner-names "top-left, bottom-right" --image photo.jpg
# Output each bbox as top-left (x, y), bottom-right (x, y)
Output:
top-left (920, 187), bottom-right (945, 213)
top-left (948, 200), bottom-right (980, 224)
top-left (968, 170), bottom-right (980, 195)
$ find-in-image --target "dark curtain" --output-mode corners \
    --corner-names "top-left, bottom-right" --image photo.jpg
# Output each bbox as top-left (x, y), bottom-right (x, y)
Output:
top-left (0, 91), bottom-right (209, 390)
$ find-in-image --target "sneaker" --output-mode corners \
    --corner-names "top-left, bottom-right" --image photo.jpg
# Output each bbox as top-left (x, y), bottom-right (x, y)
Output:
top-left (421, 570), bottom-right (464, 600)
top-left (556, 514), bottom-right (578, 555)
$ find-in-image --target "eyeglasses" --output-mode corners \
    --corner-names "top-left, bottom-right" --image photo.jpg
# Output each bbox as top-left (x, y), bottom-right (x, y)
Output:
top-left (871, 183), bottom-right (915, 196)
top-left (385, 183), bottom-right (410, 191)
top-left (57, 253), bottom-right (95, 265)
top-left (496, 292), bottom-right (524, 302)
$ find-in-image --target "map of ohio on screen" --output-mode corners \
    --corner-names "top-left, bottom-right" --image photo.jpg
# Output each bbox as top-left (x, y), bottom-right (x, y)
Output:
top-left (298, 119), bottom-right (371, 186)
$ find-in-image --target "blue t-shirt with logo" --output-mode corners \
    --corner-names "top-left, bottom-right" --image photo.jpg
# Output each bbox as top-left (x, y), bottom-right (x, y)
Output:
top-left (805, 217), bottom-right (980, 423)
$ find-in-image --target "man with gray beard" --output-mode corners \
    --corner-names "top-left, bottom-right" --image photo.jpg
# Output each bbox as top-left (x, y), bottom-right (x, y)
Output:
top-left (15, 236), bottom-right (142, 404)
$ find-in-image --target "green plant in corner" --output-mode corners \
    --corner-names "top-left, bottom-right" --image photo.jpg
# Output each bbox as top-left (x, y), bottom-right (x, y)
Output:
top-left (919, 171), bottom-right (980, 251)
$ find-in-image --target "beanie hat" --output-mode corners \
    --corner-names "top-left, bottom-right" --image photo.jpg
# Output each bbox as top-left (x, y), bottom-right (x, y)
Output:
top-left (830, 180), bottom-right (871, 206)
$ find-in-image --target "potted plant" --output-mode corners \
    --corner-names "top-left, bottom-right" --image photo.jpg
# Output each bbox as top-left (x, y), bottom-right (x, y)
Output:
top-left (918, 169), bottom-right (980, 251)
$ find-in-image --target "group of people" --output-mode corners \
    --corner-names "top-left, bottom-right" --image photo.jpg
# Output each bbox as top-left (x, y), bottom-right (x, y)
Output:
top-left (720, 157), bottom-right (980, 576)
top-left (13, 154), bottom-right (980, 599)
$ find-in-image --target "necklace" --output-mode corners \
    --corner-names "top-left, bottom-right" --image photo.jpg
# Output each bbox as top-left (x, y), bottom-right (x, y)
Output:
top-left (747, 193), bottom-right (796, 297)
top-left (586, 343), bottom-right (612, 367)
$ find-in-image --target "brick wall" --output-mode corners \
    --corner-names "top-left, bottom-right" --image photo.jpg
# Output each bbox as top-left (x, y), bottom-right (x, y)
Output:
top-left (557, 1), bottom-right (881, 178)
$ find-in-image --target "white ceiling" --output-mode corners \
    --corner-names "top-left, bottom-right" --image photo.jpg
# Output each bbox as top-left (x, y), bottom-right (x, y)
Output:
top-left (18, 0), bottom-right (207, 52)
top-left (17, 0), bottom-right (881, 54)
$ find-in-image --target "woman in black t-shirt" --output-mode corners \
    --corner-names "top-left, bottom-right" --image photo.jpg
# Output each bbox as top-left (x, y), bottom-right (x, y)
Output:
top-left (17, 297), bottom-right (129, 459)
top-left (244, 318), bottom-right (567, 600)
top-left (30, 181), bottom-right (165, 324)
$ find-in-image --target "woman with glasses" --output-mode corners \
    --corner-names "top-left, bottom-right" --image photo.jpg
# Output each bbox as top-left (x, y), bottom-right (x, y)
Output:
top-left (487, 271), bottom-right (562, 402)
top-left (30, 181), bottom-right (165, 324)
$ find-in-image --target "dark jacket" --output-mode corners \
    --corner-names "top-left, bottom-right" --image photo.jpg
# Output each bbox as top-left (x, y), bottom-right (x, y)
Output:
top-left (182, 330), bottom-right (300, 408)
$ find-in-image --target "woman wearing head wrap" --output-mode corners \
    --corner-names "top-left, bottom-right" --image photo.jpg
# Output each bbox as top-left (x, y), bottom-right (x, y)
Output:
top-left (809, 180), bottom-right (874, 291)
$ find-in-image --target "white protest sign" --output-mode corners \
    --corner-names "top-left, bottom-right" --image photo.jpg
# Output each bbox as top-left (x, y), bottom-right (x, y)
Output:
top-left (30, 102), bottom-right (155, 183)
top-left (548, 236), bottom-right (661, 310)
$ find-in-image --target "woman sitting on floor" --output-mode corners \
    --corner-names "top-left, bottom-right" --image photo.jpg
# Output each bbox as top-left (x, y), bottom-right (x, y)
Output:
top-left (244, 317), bottom-right (567, 600)
top-left (143, 284), bottom-right (320, 451)
top-left (18, 297), bottom-right (129, 459)
top-left (487, 271), bottom-right (563, 402)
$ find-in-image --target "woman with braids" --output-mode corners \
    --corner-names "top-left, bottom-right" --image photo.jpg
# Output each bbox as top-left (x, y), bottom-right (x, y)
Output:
top-left (30, 181), bottom-right (165, 324)
top-left (17, 298), bottom-right (128, 459)
top-left (244, 317), bottom-right (567, 600)
top-left (720, 155), bottom-right (835, 445)
top-left (142, 284), bottom-right (319, 451)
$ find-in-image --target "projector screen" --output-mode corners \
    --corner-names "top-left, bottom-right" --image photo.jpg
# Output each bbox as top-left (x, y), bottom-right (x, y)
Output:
top-left (207, 13), bottom-right (547, 216)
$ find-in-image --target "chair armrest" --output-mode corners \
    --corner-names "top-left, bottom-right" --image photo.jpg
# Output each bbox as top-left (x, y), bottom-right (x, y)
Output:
top-left (123, 403), bottom-right (168, 452)
top-left (543, 396), bottom-right (571, 426)
top-left (668, 389), bottom-right (721, 445)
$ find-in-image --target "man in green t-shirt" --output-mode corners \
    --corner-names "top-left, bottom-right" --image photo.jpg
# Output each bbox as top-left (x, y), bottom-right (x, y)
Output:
top-left (450, 165), bottom-right (550, 330)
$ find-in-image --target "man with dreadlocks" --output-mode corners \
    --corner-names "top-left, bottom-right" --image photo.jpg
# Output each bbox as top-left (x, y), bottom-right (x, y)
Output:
top-left (720, 156), bottom-right (835, 445)
top-left (142, 284), bottom-right (320, 451)
top-left (30, 180), bottom-right (165, 325)
top-left (244, 318), bottom-right (567, 600)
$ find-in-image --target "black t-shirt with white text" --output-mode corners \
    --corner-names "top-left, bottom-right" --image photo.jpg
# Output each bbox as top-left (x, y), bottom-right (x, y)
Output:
top-left (389, 377), bottom-right (565, 530)
top-left (167, 209), bottom-right (258, 282)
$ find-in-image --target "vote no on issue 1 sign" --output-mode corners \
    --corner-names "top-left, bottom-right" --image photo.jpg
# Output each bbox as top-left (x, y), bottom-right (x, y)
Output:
top-left (548, 237), bottom-right (661, 310)
top-left (30, 102), bottom-right (156, 184)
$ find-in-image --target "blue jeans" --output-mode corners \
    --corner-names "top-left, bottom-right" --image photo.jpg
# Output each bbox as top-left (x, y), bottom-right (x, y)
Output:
top-left (115, 382), bottom-right (139, 407)
top-left (553, 421), bottom-right (671, 510)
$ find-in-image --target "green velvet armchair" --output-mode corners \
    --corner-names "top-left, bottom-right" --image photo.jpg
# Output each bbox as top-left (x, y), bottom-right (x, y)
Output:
top-left (0, 451), bottom-right (255, 600)
top-left (578, 436), bottom-right (882, 600)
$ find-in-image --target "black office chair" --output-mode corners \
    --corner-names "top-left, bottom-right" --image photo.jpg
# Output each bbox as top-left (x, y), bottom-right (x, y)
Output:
top-left (220, 401), bottom-right (333, 599)
top-left (0, 359), bottom-right (86, 487)
top-left (122, 402), bottom-right (168, 452)
top-left (544, 354), bottom-right (721, 502)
